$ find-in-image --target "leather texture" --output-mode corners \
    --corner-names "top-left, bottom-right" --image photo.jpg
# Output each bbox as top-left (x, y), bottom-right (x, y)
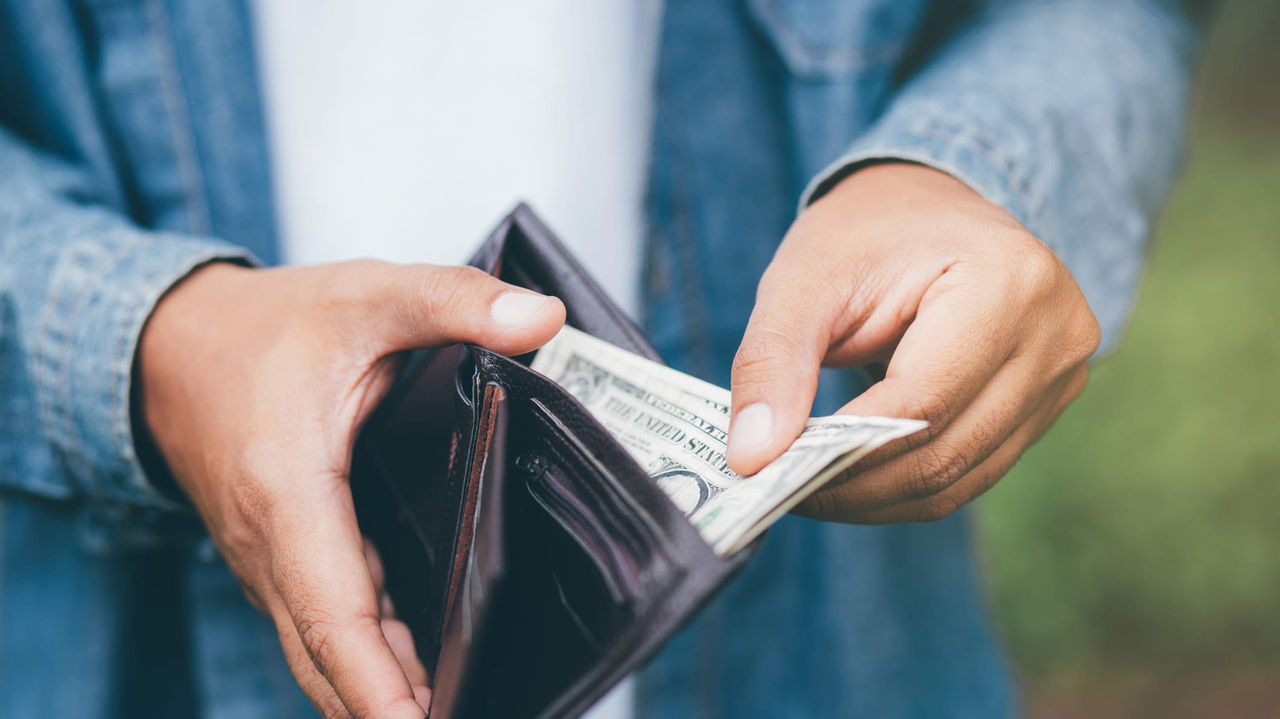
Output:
top-left (351, 205), bottom-right (757, 719)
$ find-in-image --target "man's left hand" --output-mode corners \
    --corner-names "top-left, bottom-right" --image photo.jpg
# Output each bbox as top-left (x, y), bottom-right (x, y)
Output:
top-left (725, 163), bottom-right (1101, 523)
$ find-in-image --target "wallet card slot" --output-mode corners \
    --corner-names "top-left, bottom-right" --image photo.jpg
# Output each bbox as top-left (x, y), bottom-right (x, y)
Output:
top-left (522, 453), bottom-right (642, 603)
top-left (527, 400), bottom-right (673, 572)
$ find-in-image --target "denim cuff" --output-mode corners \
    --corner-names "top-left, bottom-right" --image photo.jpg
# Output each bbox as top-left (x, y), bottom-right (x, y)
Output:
top-left (798, 116), bottom-right (1036, 231)
top-left (36, 230), bottom-right (255, 512)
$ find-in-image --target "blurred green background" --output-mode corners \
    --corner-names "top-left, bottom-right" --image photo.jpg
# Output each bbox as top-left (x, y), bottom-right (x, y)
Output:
top-left (975, 3), bottom-right (1280, 716)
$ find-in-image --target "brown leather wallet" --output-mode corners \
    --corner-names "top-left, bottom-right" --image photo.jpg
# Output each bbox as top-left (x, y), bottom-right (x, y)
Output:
top-left (350, 204), bottom-right (758, 719)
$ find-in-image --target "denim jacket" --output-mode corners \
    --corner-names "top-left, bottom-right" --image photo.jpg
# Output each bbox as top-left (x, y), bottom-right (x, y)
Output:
top-left (0, 1), bottom-right (1201, 717)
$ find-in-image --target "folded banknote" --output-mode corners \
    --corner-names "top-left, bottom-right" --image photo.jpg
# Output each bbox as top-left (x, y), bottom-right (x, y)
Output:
top-left (531, 326), bottom-right (927, 554)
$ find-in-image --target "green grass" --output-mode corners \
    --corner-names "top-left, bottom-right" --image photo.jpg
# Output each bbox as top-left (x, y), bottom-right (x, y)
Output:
top-left (976, 13), bottom-right (1280, 684)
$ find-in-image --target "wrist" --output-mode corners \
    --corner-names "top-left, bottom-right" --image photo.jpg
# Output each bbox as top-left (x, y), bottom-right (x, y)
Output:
top-left (134, 261), bottom-right (254, 489)
top-left (808, 160), bottom-right (1024, 240)
top-left (821, 160), bottom-right (984, 205)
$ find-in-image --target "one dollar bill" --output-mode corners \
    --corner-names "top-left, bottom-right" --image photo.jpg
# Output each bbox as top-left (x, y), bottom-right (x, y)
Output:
top-left (530, 326), bottom-right (926, 555)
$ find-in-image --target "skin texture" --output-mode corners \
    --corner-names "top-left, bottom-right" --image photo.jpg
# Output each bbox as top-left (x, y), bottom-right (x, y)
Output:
top-left (726, 163), bottom-right (1102, 523)
top-left (138, 260), bottom-right (565, 718)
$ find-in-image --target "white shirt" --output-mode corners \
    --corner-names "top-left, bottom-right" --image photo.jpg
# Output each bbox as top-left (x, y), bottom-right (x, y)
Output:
top-left (252, 2), bottom-right (661, 717)
top-left (253, 0), bottom-right (660, 319)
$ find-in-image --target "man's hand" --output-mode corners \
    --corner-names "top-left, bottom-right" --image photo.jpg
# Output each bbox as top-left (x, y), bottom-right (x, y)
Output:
top-left (138, 260), bottom-right (566, 718)
top-left (725, 163), bottom-right (1100, 523)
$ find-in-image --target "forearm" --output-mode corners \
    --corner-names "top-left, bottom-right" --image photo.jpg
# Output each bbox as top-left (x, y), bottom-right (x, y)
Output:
top-left (804, 0), bottom-right (1206, 353)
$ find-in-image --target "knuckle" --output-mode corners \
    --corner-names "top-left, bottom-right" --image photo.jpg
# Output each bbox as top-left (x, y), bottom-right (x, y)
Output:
top-left (903, 387), bottom-right (955, 427)
top-left (1019, 242), bottom-right (1064, 295)
top-left (418, 265), bottom-right (491, 320)
top-left (985, 238), bottom-right (1060, 306)
top-left (294, 609), bottom-right (382, 677)
top-left (915, 417), bottom-right (947, 445)
top-left (227, 462), bottom-right (273, 514)
top-left (1045, 307), bottom-right (1101, 378)
top-left (294, 611), bottom-right (339, 671)
top-left (217, 474), bottom-right (279, 555)
top-left (1076, 311), bottom-right (1103, 359)
top-left (226, 469), bottom-right (294, 540)
top-left (908, 444), bottom-right (969, 498)
top-left (801, 487), bottom-right (842, 523)
top-left (731, 327), bottom-right (800, 385)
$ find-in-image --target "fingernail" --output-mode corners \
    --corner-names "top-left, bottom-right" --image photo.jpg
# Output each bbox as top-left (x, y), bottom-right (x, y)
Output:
top-left (490, 291), bottom-right (553, 327)
top-left (728, 403), bottom-right (773, 470)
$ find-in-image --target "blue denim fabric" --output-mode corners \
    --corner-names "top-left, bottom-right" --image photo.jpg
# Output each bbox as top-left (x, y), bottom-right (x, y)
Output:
top-left (0, 0), bottom-right (1201, 717)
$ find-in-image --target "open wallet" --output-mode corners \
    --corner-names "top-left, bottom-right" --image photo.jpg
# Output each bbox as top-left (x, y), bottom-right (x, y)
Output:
top-left (350, 204), bottom-right (760, 719)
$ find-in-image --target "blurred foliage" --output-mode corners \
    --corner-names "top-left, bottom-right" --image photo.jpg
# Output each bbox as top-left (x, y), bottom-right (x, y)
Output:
top-left (977, 0), bottom-right (1280, 692)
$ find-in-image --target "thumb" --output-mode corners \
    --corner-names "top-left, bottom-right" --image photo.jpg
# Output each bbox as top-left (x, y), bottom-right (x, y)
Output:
top-left (726, 269), bottom-right (838, 476)
top-left (367, 263), bottom-right (566, 355)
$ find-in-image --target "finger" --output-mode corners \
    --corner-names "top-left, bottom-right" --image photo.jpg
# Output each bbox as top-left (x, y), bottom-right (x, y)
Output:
top-left (814, 361), bottom-right (1067, 512)
top-left (802, 366), bottom-right (1086, 523)
top-left (726, 255), bottom-right (846, 475)
top-left (365, 541), bottom-right (400, 623)
top-left (268, 600), bottom-right (353, 719)
top-left (269, 486), bottom-right (424, 719)
top-left (848, 422), bottom-right (1032, 524)
top-left (832, 271), bottom-right (1018, 467)
top-left (848, 375), bottom-right (1080, 524)
top-left (413, 686), bottom-right (432, 714)
top-left (363, 263), bottom-right (566, 356)
top-left (382, 617), bottom-right (429, 687)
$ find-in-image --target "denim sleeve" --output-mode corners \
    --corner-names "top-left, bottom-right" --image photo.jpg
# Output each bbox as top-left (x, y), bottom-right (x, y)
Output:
top-left (0, 126), bottom-right (253, 510)
top-left (801, 0), bottom-right (1205, 355)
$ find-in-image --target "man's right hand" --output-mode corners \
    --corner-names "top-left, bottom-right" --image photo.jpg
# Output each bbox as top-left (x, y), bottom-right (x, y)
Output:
top-left (138, 260), bottom-right (566, 718)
